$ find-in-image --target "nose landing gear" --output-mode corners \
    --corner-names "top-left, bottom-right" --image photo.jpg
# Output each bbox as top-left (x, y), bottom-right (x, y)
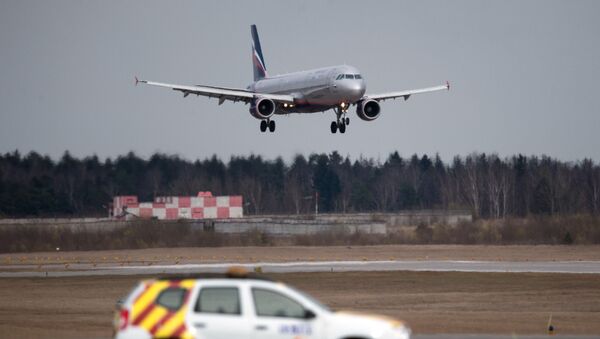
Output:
top-left (330, 105), bottom-right (349, 134)
top-left (260, 119), bottom-right (276, 133)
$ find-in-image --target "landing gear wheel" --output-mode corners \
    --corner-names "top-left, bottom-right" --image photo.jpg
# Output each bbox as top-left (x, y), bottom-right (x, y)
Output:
top-left (330, 121), bottom-right (338, 134)
top-left (345, 117), bottom-right (350, 125)
top-left (268, 120), bottom-right (276, 132)
top-left (260, 120), bottom-right (267, 132)
top-left (339, 122), bottom-right (346, 134)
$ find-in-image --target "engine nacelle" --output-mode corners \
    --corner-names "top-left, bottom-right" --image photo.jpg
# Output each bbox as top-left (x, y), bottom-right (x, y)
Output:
top-left (249, 98), bottom-right (276, 119)
top-left (356, 99), bottom-right (381, 121)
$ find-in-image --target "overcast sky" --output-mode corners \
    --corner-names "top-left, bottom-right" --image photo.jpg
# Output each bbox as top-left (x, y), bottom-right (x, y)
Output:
top-left (1, 0), bottom-right (599, 163)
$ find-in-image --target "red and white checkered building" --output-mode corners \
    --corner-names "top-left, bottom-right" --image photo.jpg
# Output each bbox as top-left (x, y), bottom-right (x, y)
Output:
top-left (111, 192), bottom-right (243, 220)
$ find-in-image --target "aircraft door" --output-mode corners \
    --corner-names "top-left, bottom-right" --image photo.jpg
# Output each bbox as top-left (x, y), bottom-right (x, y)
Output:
top-left (330, 71), bottom-right (340, 95)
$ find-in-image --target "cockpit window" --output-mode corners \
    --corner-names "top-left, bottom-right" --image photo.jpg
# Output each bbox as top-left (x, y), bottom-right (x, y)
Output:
top-left (337, 74), bottom-right (361, 80)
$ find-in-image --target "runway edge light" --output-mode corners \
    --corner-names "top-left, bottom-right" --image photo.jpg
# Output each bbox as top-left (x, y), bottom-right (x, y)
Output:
top-left (547, 313), bottom-right (554, 335)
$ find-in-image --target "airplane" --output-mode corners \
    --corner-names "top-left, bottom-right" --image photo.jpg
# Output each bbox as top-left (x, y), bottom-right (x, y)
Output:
top-left (136, 24), bottom-right (449, 134)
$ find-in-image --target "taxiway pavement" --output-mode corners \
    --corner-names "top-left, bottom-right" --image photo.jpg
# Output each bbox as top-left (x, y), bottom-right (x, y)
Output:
top-left (2, 260), bottom-right (600, 277)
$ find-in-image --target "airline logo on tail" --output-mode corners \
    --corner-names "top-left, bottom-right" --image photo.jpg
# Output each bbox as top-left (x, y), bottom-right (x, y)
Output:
top-left (251, 24), bottom-right (268, 81)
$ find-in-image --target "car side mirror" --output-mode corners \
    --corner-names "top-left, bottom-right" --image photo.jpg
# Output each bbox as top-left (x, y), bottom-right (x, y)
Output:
top-left (304, 309), bottom-right (316, 320)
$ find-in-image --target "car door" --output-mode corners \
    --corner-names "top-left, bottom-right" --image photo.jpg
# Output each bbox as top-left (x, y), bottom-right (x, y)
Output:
top-left (250, 286), bottom-right (321, 339)
top-left (186, 284), bottom-right (252, 339)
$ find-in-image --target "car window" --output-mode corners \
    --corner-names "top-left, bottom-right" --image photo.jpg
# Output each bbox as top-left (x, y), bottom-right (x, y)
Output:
top-left (288, 286), bottom-right (330, 312)
top-left (156, 287), bottom-right (187, 311)
top-left (252, 288), bottom-right (305, 318)
top-left (345, 74), bottom-right (354, 79)
top-left (195, 287), bottom-right (241, 315)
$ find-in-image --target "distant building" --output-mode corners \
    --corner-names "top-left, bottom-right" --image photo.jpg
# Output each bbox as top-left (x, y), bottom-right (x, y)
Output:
top-left (110, 192), bottom-right (243, 220)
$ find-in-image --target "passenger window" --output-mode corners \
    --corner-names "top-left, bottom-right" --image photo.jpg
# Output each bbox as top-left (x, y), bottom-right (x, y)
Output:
top-left (252, 288), bottom-right (305, 318)
top-left (156, 287), bottom-right (187, 311)
top-left (355, 74), bottom-right (362, 79)
top-left (195, 287), bottom-right (241, 315)
top-left (345, 74), bottom-right (354, 79)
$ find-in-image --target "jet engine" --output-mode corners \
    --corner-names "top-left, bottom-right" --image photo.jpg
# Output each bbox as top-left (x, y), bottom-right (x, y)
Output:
top-left (249, 98), bottom-right (276, 119)
top-left (356, 99), bottom-right (381, 121)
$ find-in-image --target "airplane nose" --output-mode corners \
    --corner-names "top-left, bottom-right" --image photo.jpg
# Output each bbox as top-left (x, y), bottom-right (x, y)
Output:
top-left (343, 80), bottom-right (366, 101)
top-left (358, 80), bottom-right (366, 96)
top-left (349, 80), bottom-right (366, 99)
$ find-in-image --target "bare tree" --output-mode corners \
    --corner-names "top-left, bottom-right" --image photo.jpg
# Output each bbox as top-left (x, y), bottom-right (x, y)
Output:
top-left (285, 170), bottom-right (305, 214)
top-left (487, 155), bottom-right (503, 219)
top-left (582, 159), bottom-right (600, 215)
top-left (240, 176), bottom-right (263, 214)
top-left (464, 154), bottom-right (481, 218)
top-left (594, 166), bottom-right (600, 215)
top-left (373, 169), bottom-right (396, 211)
top-left (335, 168), bottom-right (353, 213)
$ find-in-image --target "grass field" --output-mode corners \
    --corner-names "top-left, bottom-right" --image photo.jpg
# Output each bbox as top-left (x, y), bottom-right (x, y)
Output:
top-left (0, 271), bottom-right (599, 338)
top-left (2, 215), bottom-right (599, 253)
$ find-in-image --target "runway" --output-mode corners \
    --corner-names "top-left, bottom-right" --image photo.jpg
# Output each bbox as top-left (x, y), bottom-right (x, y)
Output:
top-left (2, 260), bottom-right (600, 277)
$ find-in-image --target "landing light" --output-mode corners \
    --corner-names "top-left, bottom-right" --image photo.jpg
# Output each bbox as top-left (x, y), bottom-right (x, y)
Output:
top-left (341, 102), bottom-right (346, 108)
top-left (284, 103), bottom-right (288, 108)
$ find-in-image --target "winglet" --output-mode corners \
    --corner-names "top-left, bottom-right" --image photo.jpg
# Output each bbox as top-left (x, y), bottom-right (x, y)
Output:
top-left (446, 81), bottom-right (450, 91)
top-left (134, 76), bottom-right (148, 86)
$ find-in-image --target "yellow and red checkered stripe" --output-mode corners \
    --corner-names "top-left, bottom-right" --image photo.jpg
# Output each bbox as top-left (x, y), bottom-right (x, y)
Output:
top-left (130, 279), bottom-right (196, 338)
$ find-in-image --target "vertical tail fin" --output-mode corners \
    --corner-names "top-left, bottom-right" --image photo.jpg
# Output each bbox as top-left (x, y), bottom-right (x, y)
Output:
top-left (251, 24), bottom-right (268, 81)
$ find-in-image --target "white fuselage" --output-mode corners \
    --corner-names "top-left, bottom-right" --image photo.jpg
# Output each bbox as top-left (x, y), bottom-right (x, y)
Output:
top-left (249, 65), bottom-right (366, 113)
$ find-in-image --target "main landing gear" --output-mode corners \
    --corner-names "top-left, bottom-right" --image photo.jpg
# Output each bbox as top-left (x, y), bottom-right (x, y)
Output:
top-left (330, 104), bottom-right (350, 134)
top-left (260, 119), bottom-right (275, 133)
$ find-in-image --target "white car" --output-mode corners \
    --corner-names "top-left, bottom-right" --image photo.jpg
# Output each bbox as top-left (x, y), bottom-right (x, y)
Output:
top-left (114, 269), bottom-right (411, 339)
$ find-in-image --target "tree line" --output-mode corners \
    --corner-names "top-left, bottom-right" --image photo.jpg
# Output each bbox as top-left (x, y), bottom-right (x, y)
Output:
top-left (0, 150), bottom-right (599, 218)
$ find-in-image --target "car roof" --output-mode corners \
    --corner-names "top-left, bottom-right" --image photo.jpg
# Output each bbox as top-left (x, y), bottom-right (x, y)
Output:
top-left (154, 272), bottom-right (273, 282)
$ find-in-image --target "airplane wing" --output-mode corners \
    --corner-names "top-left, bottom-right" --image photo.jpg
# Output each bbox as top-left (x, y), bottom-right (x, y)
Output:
top-left (364, 81), bottom-right (450, 102)
top-left (135, 77), bottom-right (295, 105)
